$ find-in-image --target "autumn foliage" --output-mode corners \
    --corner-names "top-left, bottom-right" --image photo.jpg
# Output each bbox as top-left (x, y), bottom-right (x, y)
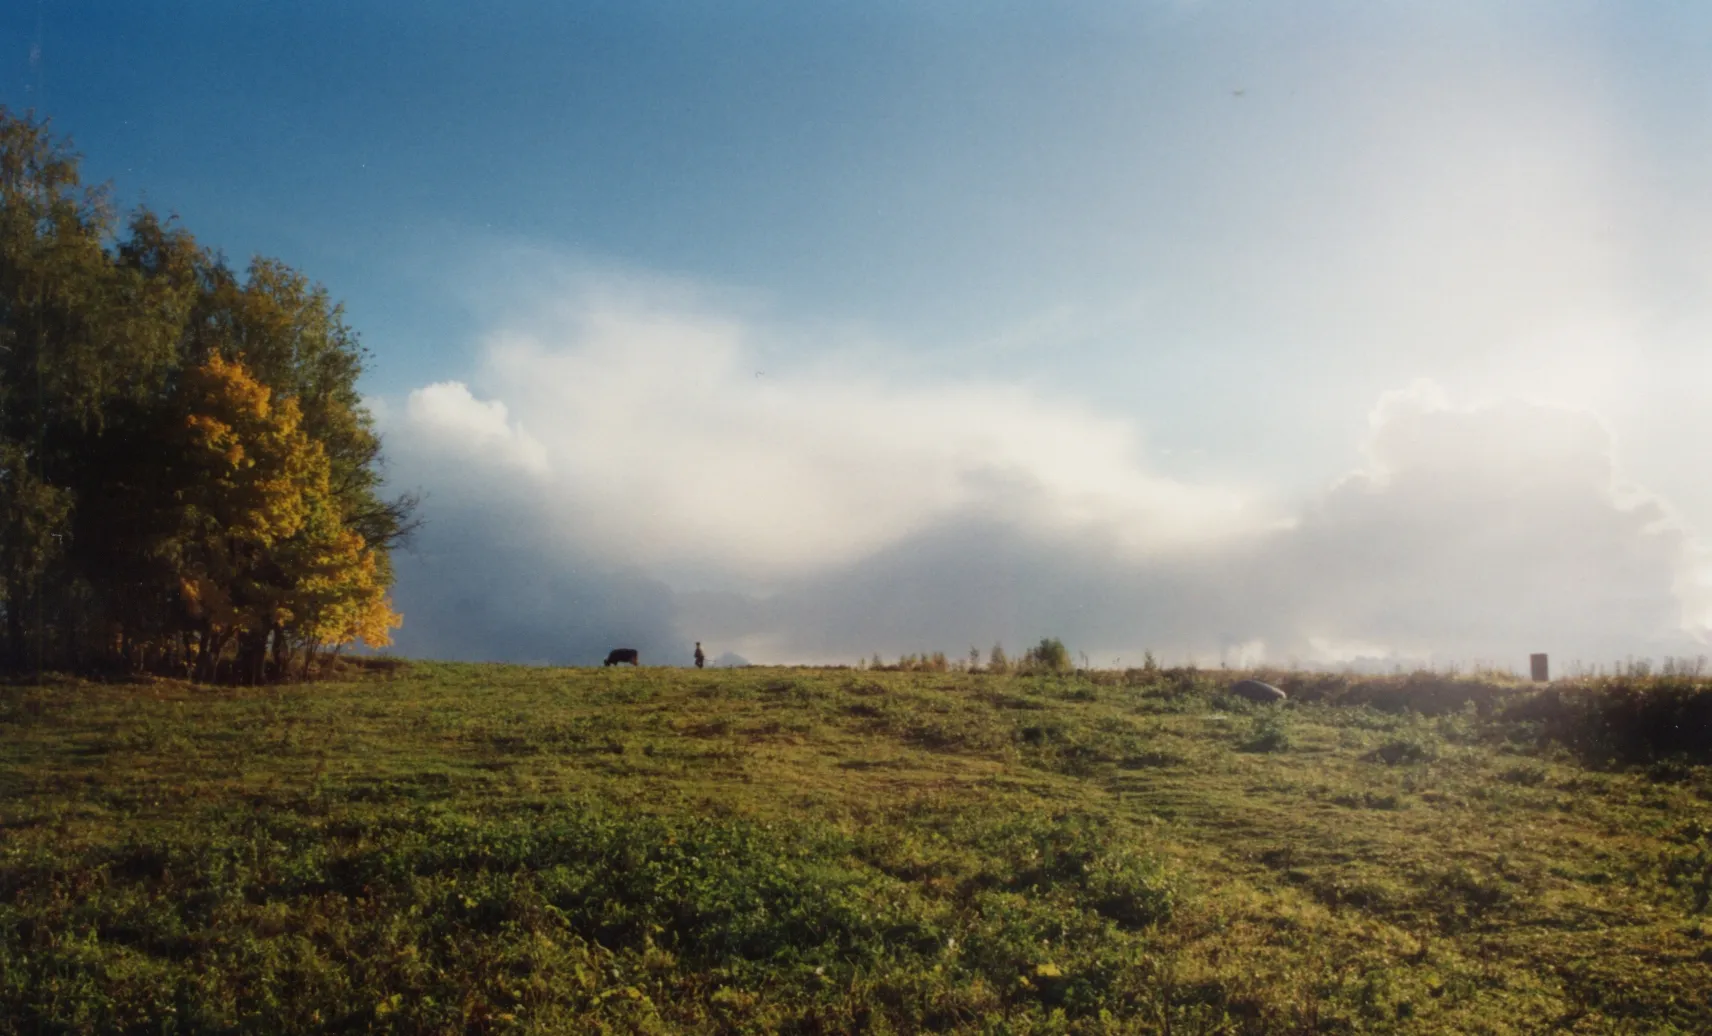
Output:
top-left (0, 109), bottom-right (413, 681)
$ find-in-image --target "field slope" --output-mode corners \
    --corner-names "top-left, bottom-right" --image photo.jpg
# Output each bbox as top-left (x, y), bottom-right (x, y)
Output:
top-left (2, 662), bottom-right (1709, 1034)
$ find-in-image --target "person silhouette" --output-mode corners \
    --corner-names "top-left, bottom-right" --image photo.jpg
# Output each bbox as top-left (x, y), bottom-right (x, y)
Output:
top-left (694, 642), bottom-right (706, 669)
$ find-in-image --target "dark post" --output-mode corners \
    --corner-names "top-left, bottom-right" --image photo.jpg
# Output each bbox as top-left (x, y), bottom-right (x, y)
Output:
top-left (1529, 653), bottom-right (1549, 682)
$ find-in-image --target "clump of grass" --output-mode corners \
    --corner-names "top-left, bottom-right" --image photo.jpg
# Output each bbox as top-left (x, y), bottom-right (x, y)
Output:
top-left (1240, 711), bottom-right (1293, 753)
top-left (1331, 790), bottom-right (1404, 810)
top-left (1648, 758), bottom-right (1698, 784)
top-left (1497, 761), bottom-right (1549, 786)
top-left (1663, 820), bottom-right (1712, 914)
top-left (1366, 734), bottom-right (1438, 765)
top-left (1426, 864), bottom-right (1511, 932)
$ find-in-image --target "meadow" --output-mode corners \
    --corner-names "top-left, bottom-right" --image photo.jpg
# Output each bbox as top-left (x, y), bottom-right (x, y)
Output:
top-left (1, 660), bottom-right (1709, 1034)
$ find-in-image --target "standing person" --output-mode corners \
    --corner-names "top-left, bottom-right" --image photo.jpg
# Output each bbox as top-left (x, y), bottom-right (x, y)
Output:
top-left (694, 642), bottom-right (706, 669)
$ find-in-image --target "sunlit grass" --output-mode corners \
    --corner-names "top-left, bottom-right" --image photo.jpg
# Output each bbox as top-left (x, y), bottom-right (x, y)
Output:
top-left (1, 662), bottom-right (1709, 1033)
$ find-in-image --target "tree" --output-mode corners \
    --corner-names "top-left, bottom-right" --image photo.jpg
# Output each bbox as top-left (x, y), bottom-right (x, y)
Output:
top-left (0, 446), bottom-right (70, 668)
top-left (163, 354), bottom-right (323, 680)
top-left (0, 110), bottom-right (180, 667)
top-left (276, 493), bottom-right (400, 678)
top-left (0, 108), bottom-right (414, 681)
top-left (184, 256), bottom-right (418, 556)
top-left (163, 354), bottom-right (404, 682)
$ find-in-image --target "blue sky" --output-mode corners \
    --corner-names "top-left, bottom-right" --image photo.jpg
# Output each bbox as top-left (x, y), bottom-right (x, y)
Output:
top-left (6, 2), bottom-right (1712, 667)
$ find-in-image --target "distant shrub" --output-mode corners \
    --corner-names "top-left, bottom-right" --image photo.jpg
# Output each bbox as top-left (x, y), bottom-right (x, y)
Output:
top-left (890, 653), bottom-right (950, 673)
top-left (1501, 677), bottom-right (1712, 767)
top-left (1023, 638), bottom-right (1072, 674)
top-left (1162, 666), bottom-right (1206, 696)
top-left (1084, 667), bottom-right (1156, 689)
top-left (989, 643), bottom-right (1010, 675)
top-left (1288, 672), bottom-right (1515, 715)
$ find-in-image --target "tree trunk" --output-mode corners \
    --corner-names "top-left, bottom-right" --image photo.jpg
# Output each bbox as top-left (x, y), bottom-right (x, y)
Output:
top-left (212, 631), bottom-right (234, 684)
top-left (235, 629), bottom-right (269, 685)
top-left (269, 624), bottom-right (291, 682)
top-left (5, 590), bottom-right (25, 672)
top-left (67, 612), bottom-right (83, 672)
top-left (193, 630), bottom-right (212, 683)
top-left (194, 628), bottom-right (230, 683)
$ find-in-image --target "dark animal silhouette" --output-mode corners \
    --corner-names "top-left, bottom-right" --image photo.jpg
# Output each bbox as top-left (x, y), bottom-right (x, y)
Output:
top-left (1230, 679), bottom-right (1286, 704)
top-left (603, 648), bottom-right (640, 667)
top-left (694, 642), bottom-right (705, 669)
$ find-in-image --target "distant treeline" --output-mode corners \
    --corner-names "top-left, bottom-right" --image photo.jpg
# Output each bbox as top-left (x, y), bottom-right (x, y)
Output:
top-left (0, 109), bottom-right (415, 682)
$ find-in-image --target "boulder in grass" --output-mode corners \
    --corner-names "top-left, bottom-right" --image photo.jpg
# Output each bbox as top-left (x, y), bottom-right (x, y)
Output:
top-left (1230, 679), bottom-right (1287, 704)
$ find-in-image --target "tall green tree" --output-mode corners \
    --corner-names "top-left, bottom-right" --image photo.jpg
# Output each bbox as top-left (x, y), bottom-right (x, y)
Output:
top-left (0, 110), bottom-right (138, 666)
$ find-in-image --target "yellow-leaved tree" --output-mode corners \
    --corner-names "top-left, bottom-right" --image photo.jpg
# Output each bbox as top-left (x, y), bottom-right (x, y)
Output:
top-left (169, 353), bottom-right (315, 678)
top-left (278, 492), bottom-right (401, 677)
top-left (167, 353), bottom-right (398, 681)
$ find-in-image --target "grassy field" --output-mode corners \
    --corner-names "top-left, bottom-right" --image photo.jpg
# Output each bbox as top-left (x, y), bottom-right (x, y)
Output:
top-left (1, 661), bottom-right (1709, 1034)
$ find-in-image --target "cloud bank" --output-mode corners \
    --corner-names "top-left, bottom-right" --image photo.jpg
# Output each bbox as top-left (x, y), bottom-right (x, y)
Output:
top-left (379, 280), bottom-right (1710, 669)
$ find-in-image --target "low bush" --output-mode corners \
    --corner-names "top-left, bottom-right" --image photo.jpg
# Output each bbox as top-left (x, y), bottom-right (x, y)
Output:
top-left (1021, 637), bottom-right (1073, 675)
top-left (1285, 672), bottom-right (1515, 715)
top-left (1501, 677), bottom-right (1712, 766)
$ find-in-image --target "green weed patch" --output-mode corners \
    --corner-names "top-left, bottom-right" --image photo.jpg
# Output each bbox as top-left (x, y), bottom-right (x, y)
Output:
top-left (2, 663), bottom-right (1709, 1033)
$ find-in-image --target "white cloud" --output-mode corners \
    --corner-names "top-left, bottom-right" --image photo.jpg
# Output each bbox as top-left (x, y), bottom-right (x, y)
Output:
top-left (677, 379), bottom-right (1710, 667)
top-left (389, 277), bottom-right (1266, 582)
top-left (402, 381), bottom-right (549, 476)
top-left (380, 275), bottom-right (1711, 668)
top-left (1274, 387), bottom-right (1703, 663)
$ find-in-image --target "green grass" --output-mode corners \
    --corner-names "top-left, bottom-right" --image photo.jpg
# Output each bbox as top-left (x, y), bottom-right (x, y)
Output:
top-left (2, 662), bottom-right (1710, 1034)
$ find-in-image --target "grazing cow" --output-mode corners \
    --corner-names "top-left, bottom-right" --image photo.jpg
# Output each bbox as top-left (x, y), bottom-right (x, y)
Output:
top-left (603, 648), bottom-right (640, 667)
top-left (1230, 679), bottom-right (1287, 704)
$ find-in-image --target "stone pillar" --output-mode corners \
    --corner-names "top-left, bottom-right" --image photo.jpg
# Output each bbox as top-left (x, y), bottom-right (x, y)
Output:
top-left (1529, 653), bottom-right (1549, 682)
